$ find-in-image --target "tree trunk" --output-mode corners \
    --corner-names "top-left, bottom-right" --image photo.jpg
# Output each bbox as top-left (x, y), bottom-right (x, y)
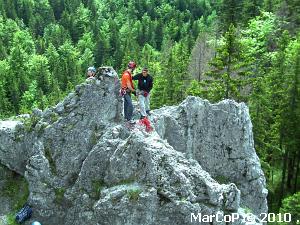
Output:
top-left (279, 136), bottom-right (287, 208)
top-left (294, 150), bottom-right (300, 193)
top-left (287, 154), bottom-right (295, 190)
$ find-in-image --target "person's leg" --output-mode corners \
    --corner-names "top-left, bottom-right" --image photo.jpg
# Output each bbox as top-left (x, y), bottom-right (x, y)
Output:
top-left (145, 93), bottom-right (150, 112)
top-left (123, 95), bottom-right (128, 120)
top-left (138, 94), bottom-right (147, 117)
top-left (128, 94), bottom-right (133, 120)
top-left (124, 93), bottom-right (133, 121)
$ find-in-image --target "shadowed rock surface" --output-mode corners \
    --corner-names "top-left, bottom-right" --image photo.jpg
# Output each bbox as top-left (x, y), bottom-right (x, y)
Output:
top-left (0, 67), bottom-right (266, 225)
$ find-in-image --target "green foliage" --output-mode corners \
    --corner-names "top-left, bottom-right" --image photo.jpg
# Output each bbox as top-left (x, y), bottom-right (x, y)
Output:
top-left (0, 168), bottom-right (29, 212)
top-left (186, 80), bottom-right (203, 97)
top-left (0, 0), bottom-right (217, 118)
top-left (20, 80), bottom-right (39, 114)
top-left (91, 180), bottom-right (106, 199)
top-left (6, 213), bottom-right (19, 225)
top-left (0, 59), bottom-right (12, 116)
top-left (44, 23), bottom-right (70, 49)
top-left (218, 0), bottom-right (243, 31)
top-left (279, 192), bottom-right (300, 224)
top-left (127, 187), bottom-right (142, 202)
top-left (22, 114), bottom-right (39, 132)
top-left (214, 175), bottom-right (230, 184)
top-left (151, 39), bottom-right (191, 108)
top-left (54, 187), bottom-right (66, 204)
top-left (44, 147), bottom-right (57, 175)
top-left (205, 24), bottom-right (252, 102)
top-left (244, 207), bottom-right (253, 214)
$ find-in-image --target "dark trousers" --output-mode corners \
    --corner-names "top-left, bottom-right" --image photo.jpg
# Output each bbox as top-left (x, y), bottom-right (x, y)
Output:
top-left (124, 93), bottom-right (133, 121)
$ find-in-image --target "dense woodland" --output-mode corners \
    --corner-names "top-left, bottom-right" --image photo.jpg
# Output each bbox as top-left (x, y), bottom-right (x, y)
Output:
top-left (0, 0), bottom-right (299, 219)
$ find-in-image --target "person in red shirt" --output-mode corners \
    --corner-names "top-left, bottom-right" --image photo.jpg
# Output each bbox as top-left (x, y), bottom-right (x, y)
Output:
top-left (121, 61), bottom-right (136, 124)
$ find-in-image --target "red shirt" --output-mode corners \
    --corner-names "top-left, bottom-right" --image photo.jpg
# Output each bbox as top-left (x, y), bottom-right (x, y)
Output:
top-left (121, 70), bottom-right (134, 90)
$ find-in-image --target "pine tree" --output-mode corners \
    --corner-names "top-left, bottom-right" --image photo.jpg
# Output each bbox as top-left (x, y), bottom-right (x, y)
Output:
top-left (20, 80), bottom-right (39, 113)
top-left (3, 0), bottom-right (17, 19)
top-left (45, 43), bottom-right (60, 84)
top-left (49, 0), bottom-right (64, 20)
top-left (158, 40), bottom-right (190, 105)
top-left (71, 3), bottom-right (92, 42)
top-left (77, 32), bottom-right (95, 72)
top-left (280, 35), bottom-right (300, 197)
top-left (28, 55), bottom-right (51, 95)
top-left (0, 59), bottom-right (12, 116)
top-left (242, 0), bottom-right (263, 23)
top-left (15, 0), bottom-right (34, 26)
top-left (57, 41), bottom-right (81, 90)
top-left (207, 24), bottom-right (251, 101)
top-left (218, 0), bottom-right (243, 32)
top-left (0, 17), bottom-right (20, 59)
top-left (44, 23), bottom-right (71, 48)
top-left (29, 0), bottom-right (55, 36)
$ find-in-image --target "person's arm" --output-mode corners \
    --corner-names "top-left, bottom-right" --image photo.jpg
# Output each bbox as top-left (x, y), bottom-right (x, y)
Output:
top-left (149, 76), bottom-right (153, 91)
top-left (127, 81), bottom-right (135, 91)
top-left (132, 73), bottom-right (140, 80)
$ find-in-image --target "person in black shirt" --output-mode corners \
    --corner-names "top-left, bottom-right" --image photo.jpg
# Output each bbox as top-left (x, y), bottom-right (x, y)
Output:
top-left (133, 67), bottom-right (153, 118)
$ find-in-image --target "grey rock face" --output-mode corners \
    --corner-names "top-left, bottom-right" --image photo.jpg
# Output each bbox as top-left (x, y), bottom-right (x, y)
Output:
top-left (64, 127), bottom-right (245, 225)
top-left (152, 96), bottom-right (268, 215)
top-left (0, 68), bottom-right (266, 225)
top-left (0, 120), bottom-right (36, 174)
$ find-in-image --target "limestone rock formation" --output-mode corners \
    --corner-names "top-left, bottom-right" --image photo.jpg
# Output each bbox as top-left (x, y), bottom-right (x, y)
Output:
top-left (0, 67), bottom-right (266, 225)
top-left (152, 97), bottom-right (268, 215)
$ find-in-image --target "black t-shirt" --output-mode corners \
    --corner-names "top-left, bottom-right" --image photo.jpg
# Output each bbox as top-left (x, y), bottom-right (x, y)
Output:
top-left (132, 73), bottom-right (153, 93)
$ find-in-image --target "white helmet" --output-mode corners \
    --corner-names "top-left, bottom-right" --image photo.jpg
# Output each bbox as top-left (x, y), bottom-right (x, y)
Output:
top-left (32, 222), bottom-right (42, 225)
top-left (87, 66), bottom-right (96, 73)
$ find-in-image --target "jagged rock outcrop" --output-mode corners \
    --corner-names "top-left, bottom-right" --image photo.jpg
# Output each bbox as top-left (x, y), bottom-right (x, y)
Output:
top-left (152, 97), bottom-right (268, 215)
top-left (0, 67), bottom-right (266, 225)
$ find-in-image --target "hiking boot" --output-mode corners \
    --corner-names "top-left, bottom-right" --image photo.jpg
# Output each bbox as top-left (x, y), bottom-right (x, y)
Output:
top-left (146, 110), bottom-right (151, 116)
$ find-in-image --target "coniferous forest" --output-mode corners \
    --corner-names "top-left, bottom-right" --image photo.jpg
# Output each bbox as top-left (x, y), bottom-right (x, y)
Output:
top-left (0, 0), bottom-right (299, 218)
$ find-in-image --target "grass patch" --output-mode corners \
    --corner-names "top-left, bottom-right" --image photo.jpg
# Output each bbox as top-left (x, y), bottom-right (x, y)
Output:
top-left (127, 187), bottom-right (142, 202)
top-left (0, 167), bottom-right (29, 225)
top-left (22, 115), bottom-right (39, 132)
top-left (91, 180), bottom-right (106, 199)
top-left (50, 113), bottom-right (59, 123)
top-left (36, 122), bottom-right (48, 136)
top-left (243, 207), bottom-right (253, 214)
top-left (13, 132), bottom-right (23, 142)
top-left (54, 188), bottom-right (66, 204)
top-left (214, 175), bottom-right (230, 184)
top-left (6, 213), bottom-right (18, 225)
top-left (65, 123), bottom-right (75, 131)
top-left (89, 130), bottom-right (98, 147)
top-left (44, 147), bottom-right (57, 175)
top-left (113, 176), bottom-right (136, 186)
top-left (0, 171), bottom-right (29, 211)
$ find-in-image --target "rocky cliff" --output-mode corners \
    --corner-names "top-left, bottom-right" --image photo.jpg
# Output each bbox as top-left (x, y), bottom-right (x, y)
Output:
top-left (0, 67), bottom-right (267, 225)
top-left (152, 97), bottom-right (268, 215)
